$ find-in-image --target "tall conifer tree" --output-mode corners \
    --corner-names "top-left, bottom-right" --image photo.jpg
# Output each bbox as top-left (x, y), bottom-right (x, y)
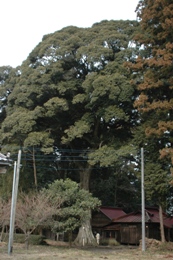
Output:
top-left (128, 0), bottom-right (173, 242)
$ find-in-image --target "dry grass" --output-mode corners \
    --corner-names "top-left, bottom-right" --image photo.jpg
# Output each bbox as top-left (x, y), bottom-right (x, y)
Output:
top-left (0, 241), bottom-right (173, 260)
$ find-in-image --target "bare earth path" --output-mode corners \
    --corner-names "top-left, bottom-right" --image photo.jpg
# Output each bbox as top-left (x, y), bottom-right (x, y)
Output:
top-left (1, 242), bottom-right (173, 260)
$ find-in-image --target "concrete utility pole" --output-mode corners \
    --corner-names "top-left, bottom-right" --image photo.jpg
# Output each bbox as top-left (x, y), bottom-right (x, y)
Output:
top-left (141, 147), bottom-right (146, 251)
top-left (8, 150), bottom-right (21, 255)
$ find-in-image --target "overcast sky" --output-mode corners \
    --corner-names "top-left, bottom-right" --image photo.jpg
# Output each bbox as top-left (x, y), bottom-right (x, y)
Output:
top-left (1, 0), bottom-right (139, 68)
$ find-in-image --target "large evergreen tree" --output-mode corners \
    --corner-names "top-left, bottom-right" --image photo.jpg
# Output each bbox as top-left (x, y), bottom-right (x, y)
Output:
top-left (0, 20), bottom-right (139, 244)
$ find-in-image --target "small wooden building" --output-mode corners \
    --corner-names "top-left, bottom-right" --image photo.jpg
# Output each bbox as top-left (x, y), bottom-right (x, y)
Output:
top-left (91, 206), bottom-right (126, 237)
top-left (104, 207), bottom-right (173, 245)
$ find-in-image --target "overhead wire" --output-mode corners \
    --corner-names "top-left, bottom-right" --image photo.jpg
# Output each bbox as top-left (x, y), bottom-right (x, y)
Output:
top-left (1, 145), bottom-right (133, 171)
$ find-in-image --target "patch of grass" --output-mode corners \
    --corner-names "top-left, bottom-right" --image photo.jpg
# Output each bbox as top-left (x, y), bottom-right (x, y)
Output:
top-left (0, 242), bottom-right (173, 259)
top-left (157, 241), bottom-right (173, 251)
top-left (100, 238), bottom-right (120, 246)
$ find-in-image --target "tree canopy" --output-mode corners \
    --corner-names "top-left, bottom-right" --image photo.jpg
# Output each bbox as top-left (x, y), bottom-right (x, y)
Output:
top-left (130, 0), bottom-right (173, 164)
top-left (0, 20), bottom-right (140, 245)
top-left (0, 20), bottom-right (139, 192)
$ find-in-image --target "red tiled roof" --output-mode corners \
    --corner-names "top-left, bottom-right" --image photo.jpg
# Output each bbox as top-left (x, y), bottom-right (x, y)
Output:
top-left (100, 206), bottom-right (126, 220)
top-left (111, 207), bottom-right (173, 228)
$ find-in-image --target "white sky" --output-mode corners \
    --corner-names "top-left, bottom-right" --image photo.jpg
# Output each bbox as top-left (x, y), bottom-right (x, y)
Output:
top-left (0, 0), bottom-right (139, 68)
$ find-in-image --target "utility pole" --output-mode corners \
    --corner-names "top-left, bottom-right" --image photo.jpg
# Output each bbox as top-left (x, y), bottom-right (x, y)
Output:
top-left (8, 150), bottom-right (21, 255)
top-left (141, 147), bottom-right (146, 251)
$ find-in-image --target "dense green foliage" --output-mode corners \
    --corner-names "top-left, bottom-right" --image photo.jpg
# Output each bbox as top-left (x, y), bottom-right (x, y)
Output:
top-left (1, 8), bottom-right (173, 222)
top-left (44, 178), bottom-right (101, 233)
top-left (0, 20), bottom-right (140, 210)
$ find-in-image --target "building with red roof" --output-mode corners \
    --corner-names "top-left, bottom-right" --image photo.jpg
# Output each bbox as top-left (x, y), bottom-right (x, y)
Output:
top-left (91, 206), bottom-right (126, 235)
top-left (103, 207), bottom-right (173, 244)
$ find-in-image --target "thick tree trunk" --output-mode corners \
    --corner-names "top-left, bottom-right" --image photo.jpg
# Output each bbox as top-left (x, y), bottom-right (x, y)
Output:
top-left (159, 204), bottom-right (166, 243)
top-left (74, 219), bottom-right (97, 246)
top-left (79, 168), bottom-right (91, 190)
top-left (74, 167), bottom-right (97, 246)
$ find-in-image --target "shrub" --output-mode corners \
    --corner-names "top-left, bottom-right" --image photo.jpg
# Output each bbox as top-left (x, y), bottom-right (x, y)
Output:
top-left (100, 238), bottom-right (120, 246)
top-left (2, 233), bottom-right (46, 245)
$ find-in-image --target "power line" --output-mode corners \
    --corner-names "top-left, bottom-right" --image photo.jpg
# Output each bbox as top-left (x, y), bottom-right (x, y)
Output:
top-left (23, 165), bottom-right (104, 171)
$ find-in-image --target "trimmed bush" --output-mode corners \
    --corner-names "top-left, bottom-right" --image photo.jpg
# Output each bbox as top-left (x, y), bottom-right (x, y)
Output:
top-left (2, 233), bottom-right (46, 245)
top-left (100, 238), bottom-right (120, 246)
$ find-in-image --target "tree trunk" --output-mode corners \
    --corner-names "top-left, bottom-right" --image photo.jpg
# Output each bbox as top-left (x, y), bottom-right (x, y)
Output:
top-left (74, 167), bottom-right (97, 246)
top-left (25, 232), bottom-right (30, 250)
top-left (68, 230), bottom-right (72, 247)
top-left (74, 219), bottom-right (97, 246)
top-left (32, 147), bottom-right (37, 189)
top-left (0, 224), bottom-right (5, 242)
top-left (79, 168), bottom-right (91, 190)
top-left (159, 204), bottom-right (166, 243)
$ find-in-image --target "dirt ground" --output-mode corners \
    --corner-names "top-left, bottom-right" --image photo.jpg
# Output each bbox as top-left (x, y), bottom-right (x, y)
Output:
top-left (1, 241), bottom-right (173, 260)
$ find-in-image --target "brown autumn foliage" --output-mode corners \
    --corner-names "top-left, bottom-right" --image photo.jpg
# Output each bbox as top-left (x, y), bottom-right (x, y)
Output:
top-left (15, 192), bottom-right (62, 248)
top-left (0, 198), bottom-right (10, 241)
top-left (127, 0), bottom-right (173, 162)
